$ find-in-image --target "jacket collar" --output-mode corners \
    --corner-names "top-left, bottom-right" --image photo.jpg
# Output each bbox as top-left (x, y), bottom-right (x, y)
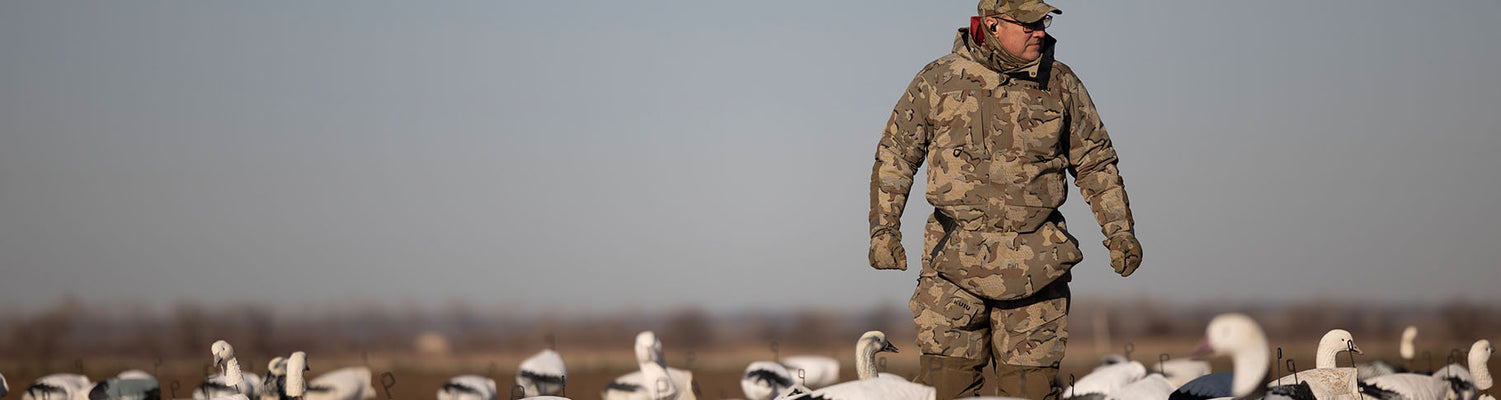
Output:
top-left (952, 28), bottom-right (1057, 90)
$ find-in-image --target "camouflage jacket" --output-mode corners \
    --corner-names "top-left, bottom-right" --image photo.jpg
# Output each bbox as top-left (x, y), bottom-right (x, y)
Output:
top-left (869, 28), bottom-right (1134, 300)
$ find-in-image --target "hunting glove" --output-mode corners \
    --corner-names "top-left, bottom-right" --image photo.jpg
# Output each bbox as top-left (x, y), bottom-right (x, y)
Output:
top-left (1104, 232), bottom-right (1142, 277)
top-left (869, 230), bottom-right (908, 271)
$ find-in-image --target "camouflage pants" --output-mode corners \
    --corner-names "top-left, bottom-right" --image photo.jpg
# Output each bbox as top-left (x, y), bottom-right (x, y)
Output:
top-left (909, 272), bottom-right (1071, 367)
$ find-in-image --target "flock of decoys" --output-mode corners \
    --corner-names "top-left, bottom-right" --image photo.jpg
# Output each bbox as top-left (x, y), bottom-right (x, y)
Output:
top-left (6, 342), bottom-right (389, 400)
top-left (0, 314), bottom-right (1490, 400)
top-left (732, 315), bottom-right (1493, 400)
top-left (1063, 315), bottom-right (1493, 400)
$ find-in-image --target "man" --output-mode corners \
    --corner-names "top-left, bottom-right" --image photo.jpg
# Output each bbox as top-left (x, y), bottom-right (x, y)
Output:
top-left (867, 1), bottom-right (1142, 398)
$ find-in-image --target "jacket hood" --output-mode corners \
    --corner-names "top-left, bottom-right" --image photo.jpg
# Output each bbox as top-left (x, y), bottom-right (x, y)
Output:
top-left (953, 27), bottom-right (1057, 89)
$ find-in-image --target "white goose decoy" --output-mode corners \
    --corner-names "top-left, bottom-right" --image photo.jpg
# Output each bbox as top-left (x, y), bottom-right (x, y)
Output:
top-left (1400, 326), bottom-right (1418, 367)
top-left (1169, 314), bottom-right (1316, 400)
top-left (1359, 339), bottom-right (1488, 400)
top-left (1063, 360), bottom-right (1147, 399)
top-left (740, 350), bottom-right (840, 398)
top-left (1113, 373), bottom-right (1177, 400)
top-left (600, 331), bottom-right (696, 400)
top-left (1268, 329), bottom-right (1363, 400)
top-left (196, 374), bottom-right (260, 400)
top-left (258, 357), bottom-right (287, 400)
top-left (1358, 372), bottom-right (1448, 400)
top-left (301, 361), bottom-right (375, 400)
top-left (2, 371), bottom-right (9, 399)
top-left (196, 340), bottom-right (261, 400)
top-left (88, 378), bottom-right (160, 400)
top-left (778, 356), bottom-right (840, 389)
top-left (774, 331), bottom-right (935, 400)
top-left (1357, 325), bottom-right (1419, 381)
top-left (1154, 358), bottom-right (1214, 388)
top-left (1065, 359), bottom-right (1178, 400)
top-left (435, 375), bottom-right (495, 400)
top-left (22, 373), bottom-right (93, 400)
top-left (517, 349), bottom-right (567, 397)
top-left (89, 370), bottom-right (160, 400)
top-left (742, 361), bottom-right (795, 400)
top-left (1430, 339), bottom-right (1493, 400)
top-left (600, 371), bottom-right (647, 400)
top-left (285, 352), bottom-right (307, 400)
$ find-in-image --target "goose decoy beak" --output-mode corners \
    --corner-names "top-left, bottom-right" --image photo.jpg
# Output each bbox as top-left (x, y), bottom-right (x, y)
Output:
top-left (1190, 338), bottom-right (1213, 360)
top-left (882, 342), bottom-right (900, 353)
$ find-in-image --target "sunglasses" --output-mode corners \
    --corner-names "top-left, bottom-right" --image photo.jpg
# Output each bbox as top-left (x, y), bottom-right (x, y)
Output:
top-left (993, 15), bottom-right (1052, 33)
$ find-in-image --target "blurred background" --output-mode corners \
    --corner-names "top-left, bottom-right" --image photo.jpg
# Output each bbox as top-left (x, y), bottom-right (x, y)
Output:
top-left (2, 0), bottom-right (1498, 399)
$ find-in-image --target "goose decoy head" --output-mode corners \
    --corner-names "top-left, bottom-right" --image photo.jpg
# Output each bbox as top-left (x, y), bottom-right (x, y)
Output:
top-left (860, 331), bottom-right (899, 354)
top-left (211, 340), bottom-right (234, 367)
top-left (1323, 329), bottom-right (1363, 355)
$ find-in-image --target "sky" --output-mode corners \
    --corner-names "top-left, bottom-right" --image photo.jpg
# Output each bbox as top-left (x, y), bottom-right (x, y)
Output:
top-left (2, 0), bottom-right (1499, 315)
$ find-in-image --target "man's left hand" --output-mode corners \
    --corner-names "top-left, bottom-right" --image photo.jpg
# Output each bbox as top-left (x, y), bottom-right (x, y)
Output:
top-left (1104, 233), bottom-right (1142, 277)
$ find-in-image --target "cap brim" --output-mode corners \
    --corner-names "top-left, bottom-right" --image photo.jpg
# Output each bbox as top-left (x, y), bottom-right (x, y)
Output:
top-left (1013, 6), bottom-right (1061, 23)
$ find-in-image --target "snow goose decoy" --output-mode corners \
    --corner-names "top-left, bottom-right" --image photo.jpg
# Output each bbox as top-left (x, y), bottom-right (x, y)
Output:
top-left (1114, 374), bottom-right (1177, 400)
top-left (774, 331), bottom-right (935, 400)
top-left (741, 361), bottom-right (794, 400)
top-left (1169, 313), bottom-right (1315, 400)
top-left (1063, 360), bottom-right (1147, 399)
top-left (1361, 338), bottom-right (1490, 400)
top-left (435, 375), bottom-right (495, 400)
top-left (1153, 357), bottom-right (1213, 388)
top-left (600, 331), bottom-right (696, 400)
top-left (1063, 359), bottom-right (1177, 400)
top-left (285, 352), bottom-right (307, 400)
top-left (1359, 373), bottom-right (1448, 400)
top-left (257, 357), bottom-right (287, 400)
top-left (196, 340), bottom-right (261, 400)
top-left (22, 374), bottom-right (92, 400)
top-left (88, 378), bottom-right (160, 400)
top-left (1357, 326), bottom-right (1418, 381)
top-left (778, 356), bottom-right (839, 389)
top-left (516, 349), bottom-right (567, 397)
top-left (1268, 329), bottom-right (1363, 400)
top-left (742, 349), bottom-right (840, 397)
top-left (1430, 339), bottom-right (1492, 400)
top-left (299, 360), bottom-right (374, 400)
top-left (89, 370), bottom-right (161, 400)
top-left (848, 331), bottom-right (906, 382)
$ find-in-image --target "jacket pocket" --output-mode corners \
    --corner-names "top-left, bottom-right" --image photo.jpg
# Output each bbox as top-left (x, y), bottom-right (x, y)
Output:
top-left (910, 274), bottom-right (987, 330)
top-left (930, 213), bottom-right (1081, 301)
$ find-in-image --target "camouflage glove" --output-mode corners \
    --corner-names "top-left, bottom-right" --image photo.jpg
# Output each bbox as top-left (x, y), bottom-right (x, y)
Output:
top-left (869, 230), bottom-right (908, 271)
top-left (1103, 232), bottom-right (1142, 277)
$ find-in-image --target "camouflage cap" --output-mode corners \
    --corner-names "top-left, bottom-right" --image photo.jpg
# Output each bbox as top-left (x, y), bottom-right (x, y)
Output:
top-left (978, 0), bottom-right (1061, 23)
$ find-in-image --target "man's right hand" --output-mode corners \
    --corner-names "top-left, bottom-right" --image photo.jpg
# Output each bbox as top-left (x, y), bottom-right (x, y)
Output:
top-left (869, 231), bottom-right (908, 271)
